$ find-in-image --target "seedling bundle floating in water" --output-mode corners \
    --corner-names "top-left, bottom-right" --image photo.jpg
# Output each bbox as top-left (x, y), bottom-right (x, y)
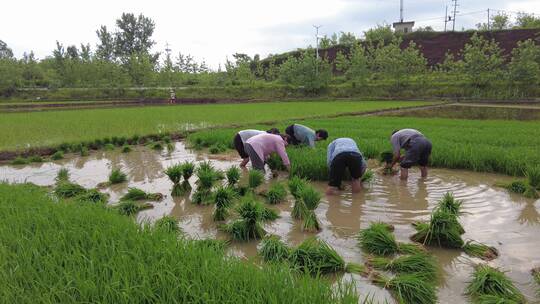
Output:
top-left (371, 272), bottom-right (437, 304)
top-left (248, 169), bottom-right (264, 190)
top-left (466, 264), bottom-right (525, 304)
top-left (97, 168), bottom-right (128, 188)
top-left (411, 192), bottom-right (499, 261)
top-left (225, 166), bottom-right (241, 187)
top-left (213, 186), bottom-right (236, 222)
top-left (121, 187), bottom-right (163, 202)
top-left (265, 182), bottom-right (287, 205)
top-left (222, 197), bottom-right (276, 241)
top-left (288, 176), bottom-right (308, 220)
top-left (358, 222), bottom-right (424, 256)
top-left (496, 166), bottom-right (540, 199)
top-left (193, 161), bottom-right (223, 205)
top-left (367, 253), bottom-right (438, 281)
top-left (299, 186), bottom-right (322, 232)
top-left (115, 200), bottom-right (153, 216)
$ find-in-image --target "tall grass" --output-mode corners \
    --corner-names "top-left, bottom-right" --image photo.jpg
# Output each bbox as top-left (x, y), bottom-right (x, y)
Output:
top-left (0, 183), bottom-right (359, 303)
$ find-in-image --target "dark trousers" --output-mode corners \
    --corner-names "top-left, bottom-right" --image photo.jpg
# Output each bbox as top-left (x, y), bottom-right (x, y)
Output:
top-left (328, 152), bottom-right (366, 188)
top-left (285, 125), bottom-right (301, 145)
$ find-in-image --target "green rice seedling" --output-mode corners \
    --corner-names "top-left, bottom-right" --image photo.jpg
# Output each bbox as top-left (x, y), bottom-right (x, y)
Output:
top-left (80, 146), bottom-right (89, 156)
top-left (358, 222), bottom-right (424, 256)
top-left (292, 198), bottom-right (308, 220)
top-left (222, 198), bottom-right (267, 241)
top-left (75, 189), bottom-right (108, 204)
top-left (497, 180), bottom-right (526, 194)
top-left (300, 186), bottom-right (322, 232)
top-left (121, 187), bottom-right (163, 202)
top-left (371, 272), bottom-right (437, 304)
top-left (289, 237), bottom-right (367, 276)
top-left (526, 166), bottom-right (540, 190)
top-left (197, 168), bottom-right (217, 191)
top-left (165, 164), bottom-right (184, 196)
top-left (29, 155), bottom-right (43, 163)
top-left (155, 216), bottom-right (181, 233)
top-left (56, 168), bottom-right (70, 183)
top-left (121, 145), bottom-right (132, 153)
top-left (209, 144), bottom-right (226, 154)
top-left (180, 161), bottom-right (195, 181)
top-left (162, 136), bottom-right (171, 144)
top-left (103, 143), bottom-right (115, 151)
top-left (108, 168), bottom-right (127, 184)
top-left (54, 182), bottom-right (86, 198)
top-left (259, 235), bottom-right (290, 263)
top-left (248, 169), bottom-right (264, 190)
top-left (265, 182), bottom-right (287, 205)
top-left (51, 151), bottom-right (64, 160)
top-left (361, 169), bottom-right (374, 183)
top-left (474, 294), bottom-right (520, 304)
top-left (288, 176), bottom-right (308, 199)
top-left (149, 142), bottom-right (164, 151)
top-left (523, 186), bottom-right (539, 199)
top-left (11, 157), bottom-right (29, 165)
top-left (532, 267), bottom-right (540, 297)
top-left (192, 189), bottom-right (212, 205)
top-left (261, 206), bottom-right (279, 221)
top-left (438, 192), bottom-right (462, 216)
top-left (226, 166), bottom-right (241, 187)
top-left (367, 253), bottom-right (438, 281)
top-left (193, 239), bottom-right (229, 252)
top-left (466, 264), bottom-right (525, 304)
top-left (213, 186), bottom-right (236, 221)
top-left (267, 152), bottom-right (286, 171)
top-left (166, 143), bottom-right (175, 153)
top-left (379, 151), bottom-right (394, 164)
top-left (411, 209), bottom-right (464, 248)
top-left (116, 200), bottom-right (153, 216)
top-left (463, 240), bottom-right (499, 261)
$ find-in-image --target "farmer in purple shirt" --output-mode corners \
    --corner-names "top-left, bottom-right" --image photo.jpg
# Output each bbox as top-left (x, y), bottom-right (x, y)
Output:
top-left (245, 133), bottom-right (291, 172)
top-left (388, 129), bottom-right (432, 180)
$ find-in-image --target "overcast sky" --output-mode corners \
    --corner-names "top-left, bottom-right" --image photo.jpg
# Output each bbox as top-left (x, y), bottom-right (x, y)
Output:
top-left (1, 0), bottom-right (539, 68)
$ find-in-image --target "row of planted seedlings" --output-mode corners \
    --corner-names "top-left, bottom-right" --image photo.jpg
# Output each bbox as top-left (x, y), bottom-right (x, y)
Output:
top-left (496, 166), bottom-right (540, 199)
top-left (9, 132), bottom-right (179, 165)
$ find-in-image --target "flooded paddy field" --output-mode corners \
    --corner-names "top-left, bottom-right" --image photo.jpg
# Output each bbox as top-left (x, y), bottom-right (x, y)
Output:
top-left (383, 104), bottom-right (540, 120)
top-left (2, 142), bottom-right (539, 303)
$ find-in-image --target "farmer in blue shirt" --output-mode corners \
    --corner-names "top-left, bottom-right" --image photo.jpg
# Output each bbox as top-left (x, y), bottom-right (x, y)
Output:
top-left (326, 138), bottom-right (367, 195)
top-left (285, 123), bottom-right (328, 148)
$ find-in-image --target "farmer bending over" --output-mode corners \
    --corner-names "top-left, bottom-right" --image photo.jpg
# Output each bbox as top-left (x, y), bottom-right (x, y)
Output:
top-left (234, 128), bottom-right (280, 167)
top-left (326, 138), bottom-right (367, 195)
top-left (388, 129), bottom-right (432, 180)
top-left (245, 133), bottom-right (290, 172)
top-left (285, 123), bottom-right (328, 148)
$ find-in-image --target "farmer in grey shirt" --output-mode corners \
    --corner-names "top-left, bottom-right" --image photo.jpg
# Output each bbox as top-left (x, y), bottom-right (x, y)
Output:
top-left (388, 129), bottom-right (432, 179)
top-left (326, 138), bottom-right (367, 195)
top-left (285, 124), bottom-right (328, 148)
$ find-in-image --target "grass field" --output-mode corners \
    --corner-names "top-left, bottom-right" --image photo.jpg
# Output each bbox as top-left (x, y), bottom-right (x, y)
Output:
top-left (0, 183), bottom-right (358, 303)
top-left (0, 100), bottom-right (434, 151)
top-left (188, 115), bottom-right (540, 178)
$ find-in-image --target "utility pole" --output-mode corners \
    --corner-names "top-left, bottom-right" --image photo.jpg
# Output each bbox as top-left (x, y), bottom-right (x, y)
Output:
top-left (313, 25), bottom-right (322, 76)
top-left (451, 0), bottom-right (459, 31)
top-left (400, 0), bottom-right (404, 22)
top-left (487, 8), bottom-right (491, 30)
top-left (444, 5), bottom-right (448, 32)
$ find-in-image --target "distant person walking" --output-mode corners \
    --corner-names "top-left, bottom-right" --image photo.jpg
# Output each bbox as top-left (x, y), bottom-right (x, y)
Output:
top-left (326, 138), bottom-right (367, 195)
top-left (245, 133), bottom-right (290, 172)
top-left (233, 128), bottom-right (280, 167)
top-left (285, 123), bottom-right (328, 148)
top-left (169, 88), bottom-right (176, 104)
top-left (388, 129), bottom-right (432, 180)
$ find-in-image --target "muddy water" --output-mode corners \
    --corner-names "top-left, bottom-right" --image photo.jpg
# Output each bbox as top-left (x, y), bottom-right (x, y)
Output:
top-left (1, 142), bottom-right (539, 303)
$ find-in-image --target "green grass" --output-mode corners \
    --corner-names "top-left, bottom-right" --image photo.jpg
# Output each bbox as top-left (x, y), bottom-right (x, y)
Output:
top-left (0, 101), bottom-right (433, 151)
top-left (0, 183), bottom-right (358, 303)
top-left (188, 115), bottom-right (540, 178)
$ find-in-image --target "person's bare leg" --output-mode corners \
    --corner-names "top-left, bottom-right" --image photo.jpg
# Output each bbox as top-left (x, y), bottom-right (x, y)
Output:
top-left (326, 186), bottom-right (340, 195)
top-left (400, 167), bottom-right (409, 180)
top-left (240, 158), bottom-right (249, 167)
top-left (351, 179), bottom-right (362, 193)
top-left (420, 166), bottom-right (428, 178)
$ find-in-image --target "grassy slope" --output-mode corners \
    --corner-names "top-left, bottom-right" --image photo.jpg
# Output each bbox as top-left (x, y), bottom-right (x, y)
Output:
top-left (0, 183), bottom-right (357, 303)
top-left (188, 115), bottom-right (540, 177)
top-left (0, 100), bottom-right (433, 151)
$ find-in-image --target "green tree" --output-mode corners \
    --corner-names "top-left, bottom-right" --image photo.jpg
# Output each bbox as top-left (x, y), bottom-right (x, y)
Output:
top-left (335, 43), bottom-right (369, 83)
top-left (477, 12), bottom-right (511, 31)
top-left (114, 13), bottom-right (158, 63)
top-left (0, 40), bottom-right (14, 59)
top-left (364, 24), bottom-right (394, 46)
top-left (514, 12), bottom-right (540, 29)
top-left (95, 26), bottom-right (115, 62)
top-left (338, 32), bottom-right (358, 45)
top-left (461, 33), bottom-right (504, 86)
top-left (508, 39), bottom-right (540, 84)
top-left (279, 50), bottom-right (332, 92)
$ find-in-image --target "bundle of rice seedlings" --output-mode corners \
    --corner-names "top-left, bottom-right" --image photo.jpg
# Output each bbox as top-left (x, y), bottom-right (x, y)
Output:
top-left (116, 200), bottom-right (153, 216)
top-left (75, 189), bottom-right (108, 204)
top-left (11, 157), bottom-right (29, 165)
top-left (213, 186), bottom-right (236, 221)
top-left (265, 182), bottom-right (287, 205)
top-left (259, 235), bottom-right (290, 263)
top-left (438, 192), bottom-right (462, 216)
top-left (149, 142), bottom-right (163, 151)
top-left (209, 144), bottom-right (226, 154)
top-left (261, 206), bottom-right (279, 221)
top-left (121, 145), bottom-right (132, 153)
top-left (267, 152), bottom-right (286, 171)
top-left (51, 151), bottom-right (64, 160)
top-left (379, 151), bottom-right (394, 164)
top-left (526, 166), bottom-right (540, 190)
top-left (475, 294), bottom-right (520, 304)
top-left (288, 237), bottom-right (366, 276)
top-left (166, 142), bottom-right (175, 153)
top-left (55, 168), bottom-right (70, 183)
top-left (523, 186), bottom-right (539, 199)
top-left (103, 143), bottom-right (115, 151)
top-left (121, 187), bottom-right (163, 202)
top-left (29, 155), bottom-right (43, 163)
top-left (367, 253), bottom-right (438, 281)
top-left (108, 168), bottom-right (127, 184)
top-left (359, 222), bottom-right (424, 256)
top-left (361, 169), bottom-right (374, 183)
top-left (165, 164), bottom-right (184, 196)
top-left (411, 209), bottom-right (464, 248)
top-left (300, 186), bottom-right (322, 232)
top-left (371, 272), bottom-right (437, 304)
top-left (222, 198), bottom-right (266, 241)
top-left (155, 216), bottom-right (181, 233)
top-left (54, 182), bottom-right (86, 198)
top-left (180, 161), bottom-right (195, 181)
top-left (248, 169), bottom-right (264, 189)
top-left (466, 264), bottom-right (525, 304)
top-left (288, 176), bottom-right (308, 199)
top-left (80, 146), bottom-right (89, 156)
top-left (226, 166), bottom-right (241, 187)
top-left (462, 240), bottom-right (499, 261)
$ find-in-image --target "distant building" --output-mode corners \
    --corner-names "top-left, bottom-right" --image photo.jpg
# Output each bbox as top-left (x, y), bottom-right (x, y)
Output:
top-left (393, 21), bottom-right (415, 33)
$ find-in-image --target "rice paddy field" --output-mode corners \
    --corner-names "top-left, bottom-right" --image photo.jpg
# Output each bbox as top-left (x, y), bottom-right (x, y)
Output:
top-left (1, 101), bottom-right (540, 303)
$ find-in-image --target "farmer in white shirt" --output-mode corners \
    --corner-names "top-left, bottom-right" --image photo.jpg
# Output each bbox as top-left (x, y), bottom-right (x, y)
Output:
top-left (388, 129), bottom-right (432, 180)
